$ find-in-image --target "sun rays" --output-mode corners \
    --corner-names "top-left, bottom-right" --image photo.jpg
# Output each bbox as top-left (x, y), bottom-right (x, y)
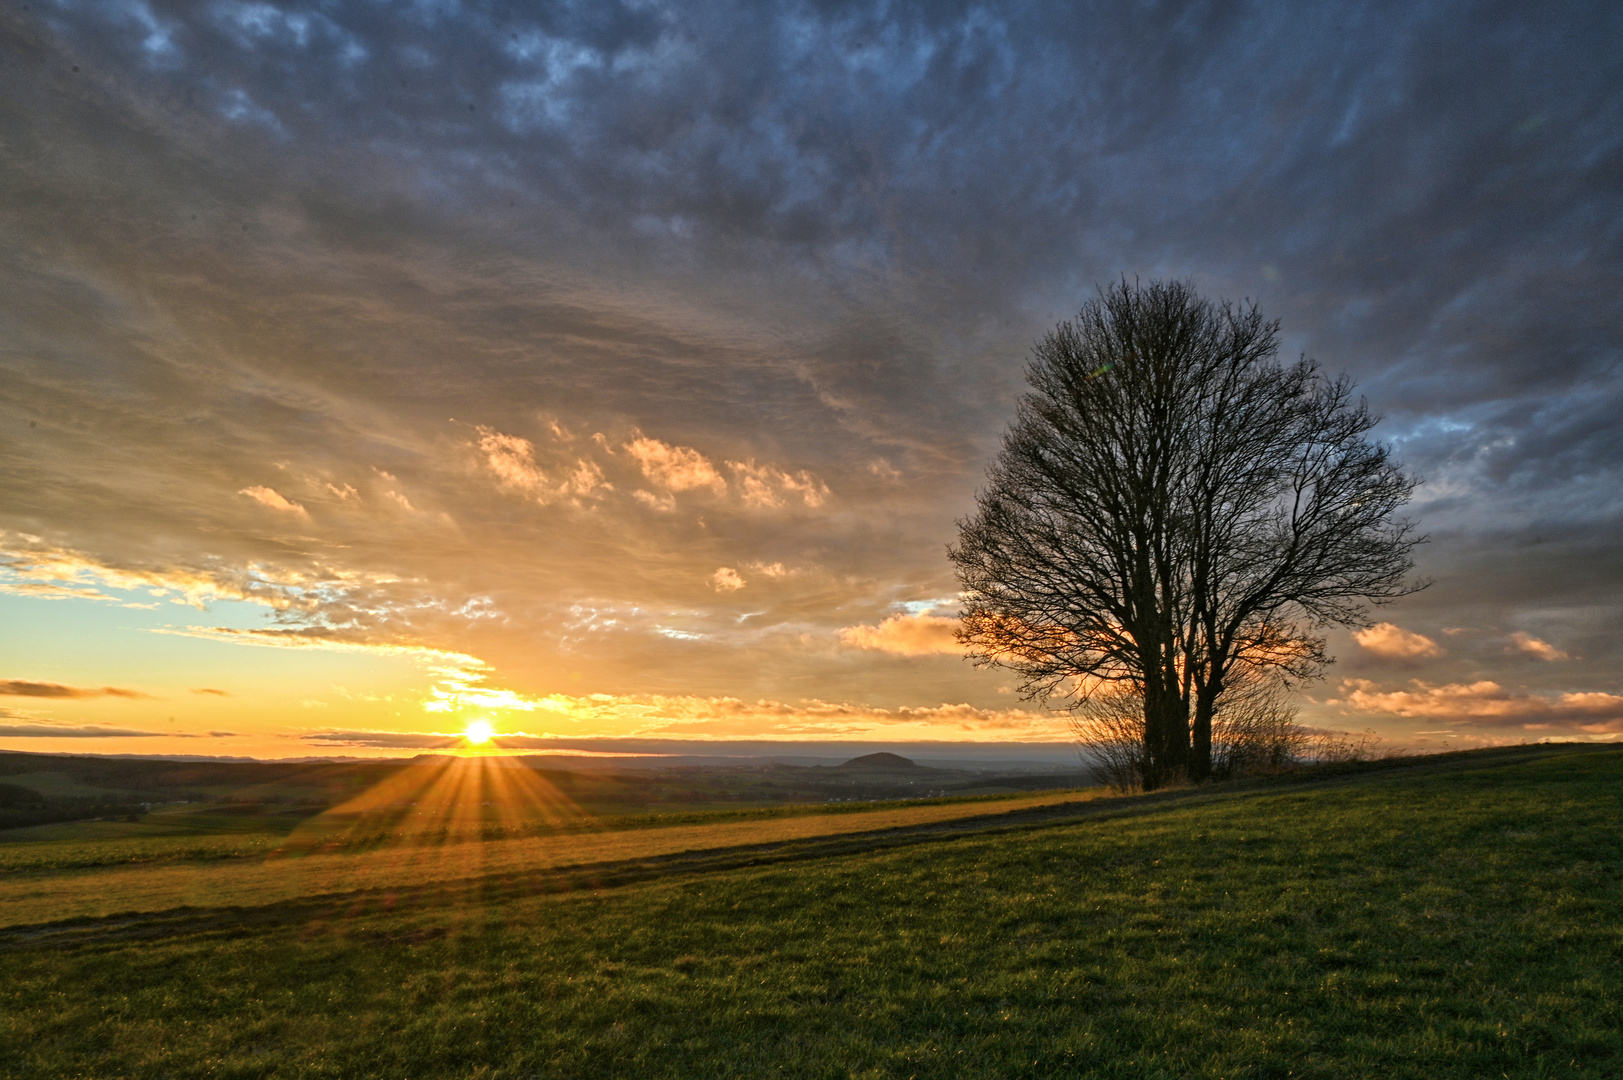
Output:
top-left (277, 751), bottom-right (593, 858)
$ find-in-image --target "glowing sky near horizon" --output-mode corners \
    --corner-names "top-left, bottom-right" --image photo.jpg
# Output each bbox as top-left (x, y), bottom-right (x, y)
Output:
top-left (2, 0), bottom-right (1620, 759)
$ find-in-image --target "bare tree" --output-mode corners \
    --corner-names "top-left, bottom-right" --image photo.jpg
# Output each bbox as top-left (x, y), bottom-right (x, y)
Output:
top-left (953, 279), bottom-right (1422, 788)
top-left (1068, 687), bottom-right (1150, 792)
top-left (1208, 674), bottom-right (1306, 778)
top-left (1303, 727), bottom-right (1388, 765)
top-left (1074, 674), bottom-right (1304, 790)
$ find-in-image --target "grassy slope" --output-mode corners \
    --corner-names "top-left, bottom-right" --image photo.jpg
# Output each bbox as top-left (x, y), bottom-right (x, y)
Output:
top-left (1, 746), bottom-right (1619, 1079)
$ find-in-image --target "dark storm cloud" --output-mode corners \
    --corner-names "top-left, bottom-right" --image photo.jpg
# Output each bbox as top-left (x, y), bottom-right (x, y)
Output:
top-left (1, 0), bottom-right (1619, 734)
top-left (18, 0), bottom-right (1615, 428)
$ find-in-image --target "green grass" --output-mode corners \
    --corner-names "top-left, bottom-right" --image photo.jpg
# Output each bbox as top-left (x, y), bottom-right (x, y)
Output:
top-left (0, 786), bottom-right (1098, 873)
top-left (0, 771), bottom-right (137, 798)
top-left (0, 791), bottom-right (1102, 924)
top-left (0, 829), bottom-right (288, 873)
top-left (1, 746), bottom-right (1618, 1078)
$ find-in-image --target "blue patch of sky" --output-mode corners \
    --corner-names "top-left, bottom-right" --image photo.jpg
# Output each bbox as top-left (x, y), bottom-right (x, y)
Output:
top-left (898, 598), bottom-right (955, 616)
top-left (0, 591), bottom-right (416, 693)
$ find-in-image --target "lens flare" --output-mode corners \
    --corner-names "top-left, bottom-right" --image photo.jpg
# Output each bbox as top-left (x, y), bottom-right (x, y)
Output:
top-left (464, 719), bottom-right (494, 744)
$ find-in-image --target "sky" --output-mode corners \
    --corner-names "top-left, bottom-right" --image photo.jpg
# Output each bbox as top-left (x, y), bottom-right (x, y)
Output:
top-left (1, 0), bottom-right (1620, 761)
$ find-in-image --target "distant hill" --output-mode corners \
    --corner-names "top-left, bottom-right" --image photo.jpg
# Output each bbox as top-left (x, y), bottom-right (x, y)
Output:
top-left (835, 752), bottom-right (920, 771)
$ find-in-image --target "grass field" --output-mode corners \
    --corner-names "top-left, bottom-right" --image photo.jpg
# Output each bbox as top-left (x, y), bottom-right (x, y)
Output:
top-left (2, 745), bottom-right (1619, 1078)
top-left (0, 750), bottom-right (1093, 834)
top-left (0, 789), bottom-right (1103, 924)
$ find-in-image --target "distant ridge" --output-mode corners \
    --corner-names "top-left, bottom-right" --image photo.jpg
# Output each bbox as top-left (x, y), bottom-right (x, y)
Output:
top-left (836, 752), bottom-right (919, 771)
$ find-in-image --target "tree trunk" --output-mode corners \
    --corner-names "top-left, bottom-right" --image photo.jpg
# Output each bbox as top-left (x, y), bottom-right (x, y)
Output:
top-left (1141, 672), bottom-right (1189, 790)
top-left (1190, 680), bottom-right (1220, 782)
top-left (1137, 708), bottom-right (1158, 791)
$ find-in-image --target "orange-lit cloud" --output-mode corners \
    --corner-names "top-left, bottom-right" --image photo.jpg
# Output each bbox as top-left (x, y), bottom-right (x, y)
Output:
top-left (1333, 678), bottom-right (1623, 729)
top-left (300, 691), bottom-right (1071, 745)
top-left (839, 613), bottom-right (961, 656)
top-left (0, 679), bottom-right (150, 699)
top-left (1, 532), bottom-right (360, 612)
top-left (477, 428), bottom-right (548, 491)
top-left (0, 720), bottom-right (171, 738)
top-left (1352, 622), bottom-right (1441, 659)
top-left (155, 624), bottom-right (498, 711)
top-left (302, 728), bottom-right (462, 749)
top-left (728, 459), bottom-right (830, 508)
top-left (560, 458), bottom-right (610, 498)
top-left (239, 485), bottom-right (309, 517)
top-left (0, 580), bottom-right (115, 602)
top-left (421, 662), bottom-right (568, 715)
top-left (712, 567), bottom-right (745, 591)
top-left (625, 436), bottom-right (727, 494)
top-left (4, 1), bottom-right (1622, 766)
top-left (868, 459), bottom-right (902, 483)
top-left (632, 489), bottom-right (677, 512)
top-left (1509, 632), bottom-right (1569, 661)
top-left (476, 427), bottom-right (611, 504)
top-left (149, 625), bottom-right (1047, 743)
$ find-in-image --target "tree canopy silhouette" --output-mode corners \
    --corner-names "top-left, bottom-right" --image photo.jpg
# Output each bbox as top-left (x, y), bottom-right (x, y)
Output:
top-left (951, 280), bottom-right (1422, 788)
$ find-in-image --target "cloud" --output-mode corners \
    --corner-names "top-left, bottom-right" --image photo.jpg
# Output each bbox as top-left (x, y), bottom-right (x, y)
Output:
top-left (631, 489), bottom-right (677, 513)
top-left (727, 460), bottom-right (830, 509)
top-left (559, 459), bottom-right (610, 498)
top-left (625, 436), bottom-right (727, 495)
top-left (0, 534), bottom-right (420, 646)
top-left (1509, 632), bottom-right (1570, 661)
top-left (839, 613), bottom-right (962, 657)
top-left (297, 691), bottom-right (1071, 744)
top-left (0, 679), bottom-right (150, 699)
top-left (301, 729), bottom-right (461, 748)
top-left (0, 721), bottom-right (170, 738)
top-left (0, 580), bottom-right (117, 602)
top-left (239, 486), bottom-right (309, 517)
top-left (0, 534), bottom-right (271, 610)
top-left (868, 460), bottom-right (902, 483)
top-left (476, 427), bottom-right (611, 503)
top-left (476, 428), bottom-right (548, 492)
top-left (2, 0), bottom-right (1621, 750)
top-left (157, 626), bottom-right (505, 710)
top-left (1352, 623), bottom-right (1442, 659)
top-left (191, 687), bottom-right (231, 696)
top-left (564, 694), bottom-right (1070, 740)
top-left (711, 567), bottom-right (745, 591)
top-left (482, 432), bottom-right (828, 512)
top-left (1334, 678), bottom-right (1623, 730)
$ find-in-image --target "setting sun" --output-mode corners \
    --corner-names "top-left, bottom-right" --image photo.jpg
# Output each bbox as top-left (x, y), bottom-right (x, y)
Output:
top-left (464, 720), bottom-right (495, 745)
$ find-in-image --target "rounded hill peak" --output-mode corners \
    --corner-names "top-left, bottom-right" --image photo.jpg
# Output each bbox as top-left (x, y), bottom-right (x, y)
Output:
top-left (836, 752), bottom-right (918, 770)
